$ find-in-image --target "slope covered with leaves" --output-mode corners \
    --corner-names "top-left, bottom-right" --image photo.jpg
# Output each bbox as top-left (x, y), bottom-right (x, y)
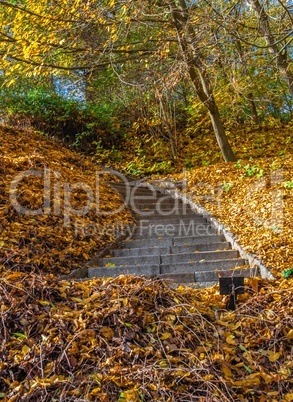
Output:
top-left (96, 121), bottom-right (293, 176)
top-left (147, 122), bottom-right (292, 279)
top-left (1, 124), bottom-right (293, 401)
top-left (1, 272), bottom-right (293, 401)
top-left (159, 154), bottom-right (292, 279)
top-left (0, 126), bottom-right (134, 275)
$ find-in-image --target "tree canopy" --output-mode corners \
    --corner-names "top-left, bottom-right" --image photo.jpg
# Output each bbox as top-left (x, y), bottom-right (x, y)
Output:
top-left (1, 0), bottom-right (293, 161)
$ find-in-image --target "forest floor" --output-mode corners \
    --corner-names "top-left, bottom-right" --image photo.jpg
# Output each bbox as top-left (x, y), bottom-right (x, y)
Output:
top-left (0, 125), bottom-right (293, 401)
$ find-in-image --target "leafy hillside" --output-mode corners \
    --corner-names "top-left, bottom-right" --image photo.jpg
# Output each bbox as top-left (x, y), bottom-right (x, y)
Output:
top-left (0, 126), bottom-right (134, 275)
top-left (1, 126), bottom-right (293, 401)
top-left (157, 153), bottom-right (293, 279)
top-left (1, 272), bottom-right (293, 401)
top-left (98, 122), bottom-right (293, 177)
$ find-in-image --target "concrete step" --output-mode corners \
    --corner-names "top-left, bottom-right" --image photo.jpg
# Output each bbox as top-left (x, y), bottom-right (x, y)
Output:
top-left (100, 250), bottom-right (238, 268)
top-left (121, 234), bottom-right (226, 249)
top-left (88, 258), bottom-right (247, 279)
top-left (132, 197), bottom-right (184, 203)
top-left (173, 235), bottom-right (226, 246)
top-left (138, 214), bottom-right (207, 225)
top-left (128, 197), bottom-right (178, 205)
top-left (120, 193), bottom-right (168, 200)
top-left (98, 254), bottom-right (160, 267)
top-left (131, 225), bottom-right (217, 239)
top-left (161, 250), bottom-right (239, 264)
top-left (133, 203), bottom-right (193, 212)
top-left (133, 210), bottom-right (198, 217)
top-left (88, 265), bottom-right (160, 278)
top-left (158, 267), bottom-right (260, 283)
top-left (109, 182), bottom-right (156, 189)
top-left (134, 203), bottom-right (193, 210)
top-left (134, 207), bottom-right (195, 215)
top-left (112, 246), bottom-right (171, 257)
top-left (130, 201), bottom-right (178, 209)
top-left (172, 242), bottom-right (230, 254)
top-left (133, 222), bottom-right (214, 232)
top-left (111, 187), bottom-right (162, 196)
top-left (136, 215), bottom-right (205, 222)
top-left (128, 196), bottom-right (182, 203)
top-left (161, 258), bottom-right (247, 274)
top-left (111, 241), bottom-right (230, 257)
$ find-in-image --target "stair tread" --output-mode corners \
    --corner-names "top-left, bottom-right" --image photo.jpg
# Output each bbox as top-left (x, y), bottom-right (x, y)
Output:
top-left (101, 249), bottom-right (238, 264)
top-left (158, 267), bottom-right (260, 283)
top-left (85, 181), bottom-right (261, 284)
top-left (89, 258), bottom-right (246, 270)
top-left (112, 242), bottom-right (230, 257)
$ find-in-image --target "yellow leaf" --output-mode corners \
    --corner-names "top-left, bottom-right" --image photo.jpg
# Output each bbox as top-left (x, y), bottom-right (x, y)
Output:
top-left (212, 352), bottom-right (224, 361)
top-left (160, 332), bottom-right (172, 340)
top-left (7, 78), bottom-right (15, 87)
top-left (6, 272), bottom-right (24, 281)
top-left (268, 351), bottom-right (280, 362)
top-left (100, 327), bottom-right (114, 340)
top-left (284, 394), bottom-right (293, 401)
top-left (222, 364), bottom-right (232, 379)
top-left (90, 387), bottom-right (102, 396)
top-left (285, 329), bottom-right (293, 340)
top-left (22, 345), bottom-right (30, 356)
top-left (232, 373), bottom-right (261, 387)
top-left (230, 322), bottom-right (241, 331)
top-left (226, 334), bottom-right (237, 345)
top-left (38, 300), bottom-right (50, 306)
top-left (260, 370), bottom-right (273, 384)
top-left (203, 374), bottom-right (214, 381)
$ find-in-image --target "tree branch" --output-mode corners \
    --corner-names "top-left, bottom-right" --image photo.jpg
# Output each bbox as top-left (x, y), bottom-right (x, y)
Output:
top-left (0, 0), bottom-right (77, 23)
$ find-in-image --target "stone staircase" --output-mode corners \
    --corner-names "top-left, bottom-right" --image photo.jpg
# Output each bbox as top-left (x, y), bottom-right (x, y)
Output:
top-left (88, 181), bottom-right (260, 285)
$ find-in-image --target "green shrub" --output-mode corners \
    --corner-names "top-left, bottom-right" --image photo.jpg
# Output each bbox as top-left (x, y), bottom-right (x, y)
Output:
top-left (0, 86), bottom-right (123, 151)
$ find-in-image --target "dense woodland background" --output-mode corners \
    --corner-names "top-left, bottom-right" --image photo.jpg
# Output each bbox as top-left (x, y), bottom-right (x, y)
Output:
top-left (1, 0), bottom-right (293, 170)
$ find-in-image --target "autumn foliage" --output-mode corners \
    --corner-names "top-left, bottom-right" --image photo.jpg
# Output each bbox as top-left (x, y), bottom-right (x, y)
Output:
top-left (0, 126), bottom-right (134, 275)
top-left (158, 146), bottom-right (293, 280)
top-left (1, 126), bottom-right (293, 400)
top-left (0, 272), bottom-right (293, 401)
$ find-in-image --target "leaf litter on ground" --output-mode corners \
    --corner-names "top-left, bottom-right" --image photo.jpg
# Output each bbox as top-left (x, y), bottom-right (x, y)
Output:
top-left (0, 272), bottom-right (293, 401)
top-left (1, 126), bottom-right (293, 401)
top-left (0, 126), bottom-right (134, 275)
top-left (155, 154), bottom-right (293, 279)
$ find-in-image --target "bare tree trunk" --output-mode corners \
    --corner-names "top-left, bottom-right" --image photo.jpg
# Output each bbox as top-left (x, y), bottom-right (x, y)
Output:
top-left (250, 0), bottom-right (293, 98)
top-left (168, 0), bottom-right (236, 162)
top-left (247, 92), bottom-right (260, 125)
top-left (189, 65), bottom-right (237, 161)
top-left (157, 93), bottom-right (177, 160)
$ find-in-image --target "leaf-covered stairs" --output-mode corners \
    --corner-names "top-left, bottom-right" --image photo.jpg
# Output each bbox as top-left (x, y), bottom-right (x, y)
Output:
top-left (87, 181), bottom-right (260, 285)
